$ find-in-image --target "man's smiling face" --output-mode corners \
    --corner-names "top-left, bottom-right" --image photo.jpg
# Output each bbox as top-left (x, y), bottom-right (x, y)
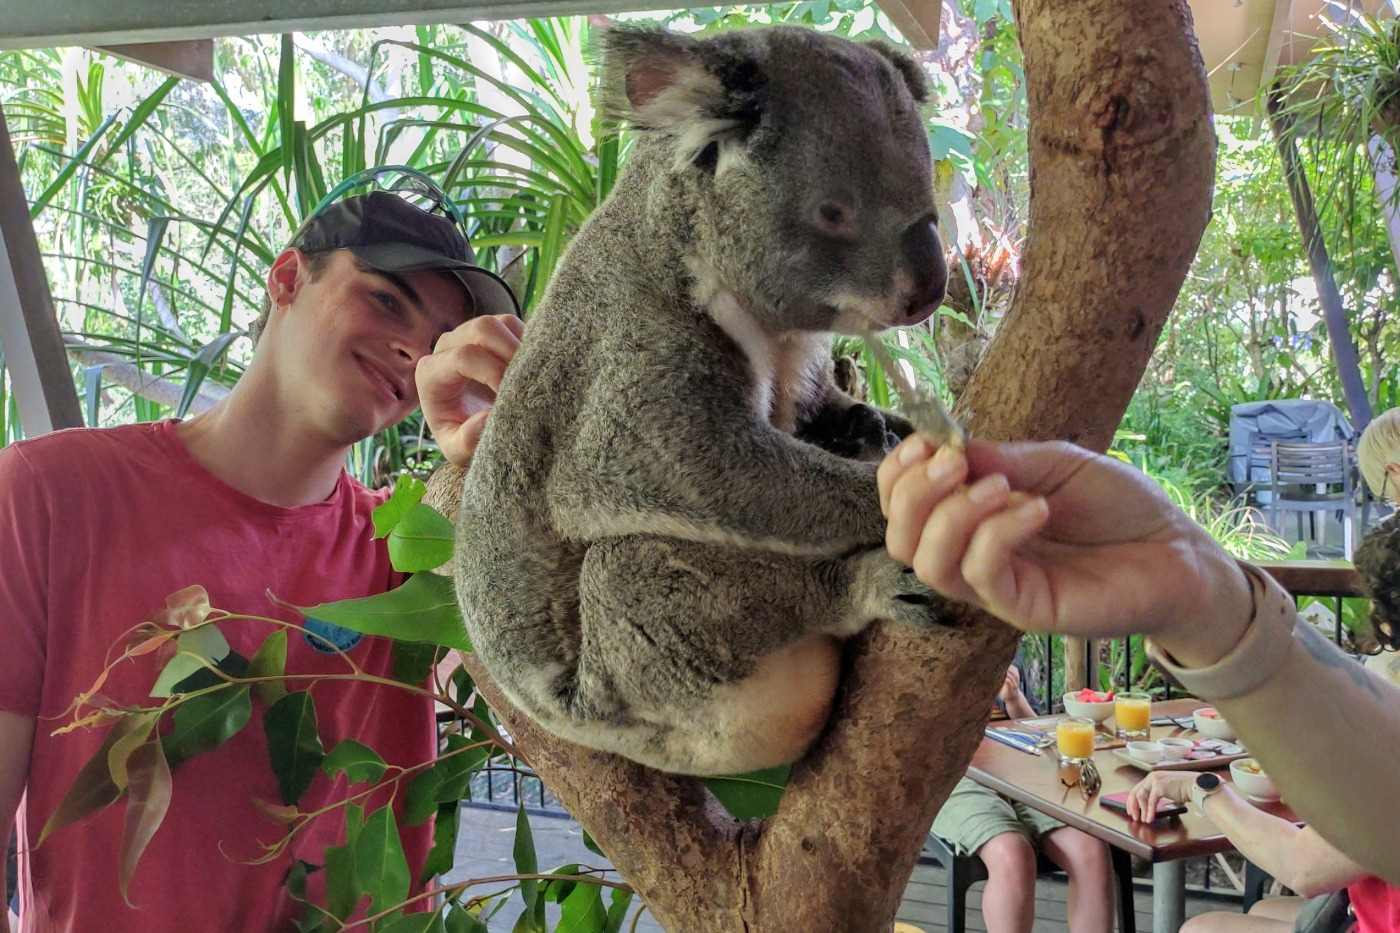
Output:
top-left (268, 248), bottom-right (474, 444)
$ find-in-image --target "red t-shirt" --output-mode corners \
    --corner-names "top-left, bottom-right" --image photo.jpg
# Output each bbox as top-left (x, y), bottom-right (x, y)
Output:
top-left (1352, 876), bottom-right (1400, 933)
top-left (0, 421), bottom-right (436, 931)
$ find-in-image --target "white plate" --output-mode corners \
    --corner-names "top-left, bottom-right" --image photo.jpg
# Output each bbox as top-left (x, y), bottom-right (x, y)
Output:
top-left (1112, 747), bottom-right (1249, 772)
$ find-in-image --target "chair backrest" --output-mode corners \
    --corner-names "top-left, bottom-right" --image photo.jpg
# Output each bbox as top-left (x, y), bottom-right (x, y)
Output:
top-left (1269, 441), bottom-right (1353, 497)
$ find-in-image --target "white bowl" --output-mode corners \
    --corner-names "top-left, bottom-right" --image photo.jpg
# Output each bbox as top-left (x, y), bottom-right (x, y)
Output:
top-left (1158, 737), bottom-right (1194, 760)
top-left (1127, 741), bottom-right (1164, 765)
top-left (1192, 708), bottom-right (1237, 740)
top-left (1231, 758), bottom-right (1280, 801)
top-left (1062, 693), bottom-right (1116, 723)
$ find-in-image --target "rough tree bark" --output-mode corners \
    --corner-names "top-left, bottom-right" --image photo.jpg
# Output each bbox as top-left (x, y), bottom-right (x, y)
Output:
top-left (428, 2), bottom-right (1215, 929)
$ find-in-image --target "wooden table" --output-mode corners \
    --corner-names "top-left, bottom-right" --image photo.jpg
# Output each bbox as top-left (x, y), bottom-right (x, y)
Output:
top-left (967, 699), bottom-right (1299, 933)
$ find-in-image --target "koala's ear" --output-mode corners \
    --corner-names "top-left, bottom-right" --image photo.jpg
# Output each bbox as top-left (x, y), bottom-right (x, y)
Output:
top-left (599, 26), bottom-right (764, 171)
top-left (864, 40), bottom-right (929, 104)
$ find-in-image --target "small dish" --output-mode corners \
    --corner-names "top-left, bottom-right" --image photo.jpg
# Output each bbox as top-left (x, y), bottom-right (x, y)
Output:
top-left (1127, 741), bottom-right (1164, 765)
top-left (1062, 693), bottom-right (1116, 723)
top-left (1192, 707), bottom-right (1237, 740)
top-left (1158, 737), bottom-right (1194, 760)
top-left (1231, 758), bottom-right (1280, 802)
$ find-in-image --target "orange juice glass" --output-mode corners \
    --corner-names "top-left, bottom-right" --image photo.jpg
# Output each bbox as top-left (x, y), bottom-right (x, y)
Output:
top-left (1115, 691), bottom-right (1152, 740)
top-left (1056, 718), bottom-right (1097, 761)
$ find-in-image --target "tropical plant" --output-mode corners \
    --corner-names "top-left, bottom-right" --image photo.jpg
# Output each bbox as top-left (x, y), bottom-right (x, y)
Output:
top-left (6, 22), bottom-right (618, 489)
top-left (1272, 4), bottom-right (1400, 231)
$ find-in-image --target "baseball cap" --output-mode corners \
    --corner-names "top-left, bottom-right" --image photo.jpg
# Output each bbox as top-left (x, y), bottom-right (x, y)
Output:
top-left (287, 190), bottom-right (519, 319)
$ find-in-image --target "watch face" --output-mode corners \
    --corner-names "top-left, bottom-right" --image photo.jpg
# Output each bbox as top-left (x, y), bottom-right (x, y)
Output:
top-left (1196, 773), bottom-right (1222, 791)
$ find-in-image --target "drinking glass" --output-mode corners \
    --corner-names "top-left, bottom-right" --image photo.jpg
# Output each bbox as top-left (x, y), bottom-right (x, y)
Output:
top-left (1055, 717), bottom-right (1096, 763)
top-left (1114, 691), bottom-right (1152, 740)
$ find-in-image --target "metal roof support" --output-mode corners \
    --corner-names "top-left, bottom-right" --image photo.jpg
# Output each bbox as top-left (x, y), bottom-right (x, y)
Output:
top-left (1267, 88), bottom-right (1375, 434)
top-left (0, 105), bottom-right (83, 438)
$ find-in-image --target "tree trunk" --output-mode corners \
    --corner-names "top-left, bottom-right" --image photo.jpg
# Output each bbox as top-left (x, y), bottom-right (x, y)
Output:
top-left (431, 2), bottom-right (1215, 929)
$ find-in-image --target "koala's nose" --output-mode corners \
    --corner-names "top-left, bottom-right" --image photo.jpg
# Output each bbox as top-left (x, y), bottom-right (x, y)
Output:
top-left (899, 218), bottom-right (947, 325)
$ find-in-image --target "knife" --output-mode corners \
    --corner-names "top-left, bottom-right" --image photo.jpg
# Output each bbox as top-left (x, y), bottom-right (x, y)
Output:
top-left (862, 335), bottom-right (966, 450)
top-left (984, 728), bottom-right (1043, 756)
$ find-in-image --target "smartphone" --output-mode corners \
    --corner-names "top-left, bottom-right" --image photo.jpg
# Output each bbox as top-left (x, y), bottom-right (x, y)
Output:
top-left (1099, 791), bottom-right (1186, 821)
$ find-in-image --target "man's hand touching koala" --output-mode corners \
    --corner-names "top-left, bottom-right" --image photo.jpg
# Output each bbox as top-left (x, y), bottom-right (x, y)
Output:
top-left (416, 313), bottom-right (524, 466)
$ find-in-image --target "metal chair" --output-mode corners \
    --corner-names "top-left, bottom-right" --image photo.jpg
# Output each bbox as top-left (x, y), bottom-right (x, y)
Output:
top-left (919, 832), bottom-right (1138, 933)
top-left (1267, 441), bottom-right (1357, 559)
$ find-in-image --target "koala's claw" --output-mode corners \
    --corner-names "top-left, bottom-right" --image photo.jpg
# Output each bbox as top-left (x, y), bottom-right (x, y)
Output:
top-left (851, 551), bottom-right (944, 629)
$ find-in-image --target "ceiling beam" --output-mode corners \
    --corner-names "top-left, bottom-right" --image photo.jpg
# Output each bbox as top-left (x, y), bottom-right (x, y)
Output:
top-left (0, 0), bottom-right (664, 50)
top-left (873, 0), bottom-right (940, 50)
top-left (95, 40), bottom-right (215, 82)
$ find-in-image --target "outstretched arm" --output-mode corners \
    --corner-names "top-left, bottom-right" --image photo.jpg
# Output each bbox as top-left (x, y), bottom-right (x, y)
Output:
top-left (1128, 771), bottom-right (1367, 897)
top-left (879, 436), bottom-right (1400, 886)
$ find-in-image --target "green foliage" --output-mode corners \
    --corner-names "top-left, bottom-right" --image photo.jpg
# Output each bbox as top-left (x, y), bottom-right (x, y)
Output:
top-left (701, 764), bottom-right (791, 820)
top-left (264, 690), bottom-right (327, 805)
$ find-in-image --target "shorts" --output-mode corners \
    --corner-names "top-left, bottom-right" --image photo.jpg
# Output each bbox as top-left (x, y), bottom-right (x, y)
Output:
top-left (931, 776), bottom-right (1067, 856)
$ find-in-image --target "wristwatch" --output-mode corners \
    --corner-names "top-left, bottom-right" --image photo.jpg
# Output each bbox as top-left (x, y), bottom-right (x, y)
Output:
top-left (1189, 773), bottom-right (1223, 815)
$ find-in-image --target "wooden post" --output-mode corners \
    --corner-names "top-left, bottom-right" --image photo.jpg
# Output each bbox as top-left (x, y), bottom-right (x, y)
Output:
top-left (1064, 636), bottom-right (1091, 692)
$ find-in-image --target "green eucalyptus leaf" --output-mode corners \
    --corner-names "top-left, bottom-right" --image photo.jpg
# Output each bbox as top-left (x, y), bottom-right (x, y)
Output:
top-left (387, 503), bottom-right (456, 572)
top-left (150, 625), bottom-right (233, 698)
top-left (284, 859), bottom-right (315, 902)
top-left (322, 739), bottom-right (388, 785)
top-left (558, 882), bottom-right (605, 933)
top-left (377, 912), bottom-right (447, 933)
top-left (392, 639), bottom-right (443, 685)
top-left (603, 888), bottom-right (633, 933)
top-left (417, 800), bottom-right (460, 887)
top-left (433, 734), bottom-right (489, 802)
top-left (163, 649), bottom-right (250, 699)
top-left (445, 905), bottom-right (489, 933)
top-left (546, 864), bottom-right (580, 904)
top-left (513, 803), bottom-right (540, 923)
top-left (373, 475), bottom-right (428, 538)
top-left (301, 572), bottom-right (469, 650)
top-left (323, 841), bottom-right (361, 922)
top-left (164, 685), bottom-right (252, 764)
top-left (248, 630), bottom-right (289, 706)
top-left (403, 767), bottom-right (445, 826)
top-left (581, 829), bottom-right (605, 859)
top-left (701, 764), bottom-right (790, 820)
top-left (263, 691), bottom-right (325, 805)
top-left (354, 805), bottom-right (411, 916)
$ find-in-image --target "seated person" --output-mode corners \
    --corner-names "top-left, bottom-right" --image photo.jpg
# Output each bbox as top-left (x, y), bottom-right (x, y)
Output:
top-left (1357, 406), bottom-right (1400, 508)
top-left (1126, 769), bottom-right (1396, 933)
top-left (931, 661), bottom-right (1115, 933)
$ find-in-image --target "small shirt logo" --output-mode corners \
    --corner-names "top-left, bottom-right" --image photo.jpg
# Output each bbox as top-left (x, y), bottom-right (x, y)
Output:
top-left (303, 616), bottom-right (365, 654)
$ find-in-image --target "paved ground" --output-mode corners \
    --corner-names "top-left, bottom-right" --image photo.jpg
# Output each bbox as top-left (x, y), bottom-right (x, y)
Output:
top-left (445, 804), bottom-right (1240, 932)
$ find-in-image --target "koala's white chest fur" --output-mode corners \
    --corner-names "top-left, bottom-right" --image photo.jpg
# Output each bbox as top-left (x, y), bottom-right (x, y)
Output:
top-left (689, 258), bottom-right (826, 431)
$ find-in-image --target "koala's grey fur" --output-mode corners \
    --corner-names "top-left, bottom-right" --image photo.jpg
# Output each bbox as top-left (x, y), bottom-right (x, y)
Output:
top-left (455, 25), bottom-right (950, 775)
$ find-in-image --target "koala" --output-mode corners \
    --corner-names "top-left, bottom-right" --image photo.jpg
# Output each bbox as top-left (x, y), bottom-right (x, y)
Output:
top-left (454, 25), bottom-right (949, 776)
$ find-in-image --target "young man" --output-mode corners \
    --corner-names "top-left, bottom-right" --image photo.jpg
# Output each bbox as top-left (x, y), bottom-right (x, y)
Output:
top-left (932, 661), bottom-right (1115, 933)
top-left (0, 190), bottom-right (524, 932)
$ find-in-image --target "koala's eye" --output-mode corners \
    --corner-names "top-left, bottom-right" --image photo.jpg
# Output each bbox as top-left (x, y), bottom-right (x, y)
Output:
top-left (813, 201), bottom-right (859, 240)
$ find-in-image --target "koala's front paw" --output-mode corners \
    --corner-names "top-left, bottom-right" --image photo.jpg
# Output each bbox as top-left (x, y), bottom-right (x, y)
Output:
top-left (799, 403), bottom-right (897, 462)
top-left (848, 550), bottom-right (947, 630)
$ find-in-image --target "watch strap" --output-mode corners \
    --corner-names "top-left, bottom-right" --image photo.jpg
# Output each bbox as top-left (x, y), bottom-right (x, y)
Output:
top-left (1190, 775), bottom-right (1221, 815)
top-left (1146, 561), bottom-right (1297, 702)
